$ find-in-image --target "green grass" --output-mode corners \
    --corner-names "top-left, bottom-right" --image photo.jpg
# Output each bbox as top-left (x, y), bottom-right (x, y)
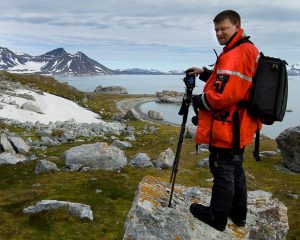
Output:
top-left (0, 72), bottom-right (299, 239)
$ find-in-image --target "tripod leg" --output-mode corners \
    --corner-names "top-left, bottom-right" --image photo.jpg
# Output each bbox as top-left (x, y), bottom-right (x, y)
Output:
top-left (168, 100), bottom-right (190, 207)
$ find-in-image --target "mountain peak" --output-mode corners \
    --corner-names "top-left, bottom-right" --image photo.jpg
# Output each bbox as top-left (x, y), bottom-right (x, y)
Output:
top-left (43, 47), bottom-right (67, 57)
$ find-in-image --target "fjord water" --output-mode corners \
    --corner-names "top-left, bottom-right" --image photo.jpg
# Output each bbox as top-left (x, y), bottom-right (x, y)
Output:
top-left (54, 74), bottom-right (300, 139)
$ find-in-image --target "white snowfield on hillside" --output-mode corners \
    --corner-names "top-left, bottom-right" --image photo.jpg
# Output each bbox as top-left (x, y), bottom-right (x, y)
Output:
top-left (9, 61), bottom-right (47, 73)
top-left (0, 89), bottom-right (102, 124)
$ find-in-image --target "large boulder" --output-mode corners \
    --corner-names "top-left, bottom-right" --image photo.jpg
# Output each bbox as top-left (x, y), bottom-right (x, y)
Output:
top-left (23, 200), bottom-right (93, 221)
top-left (63, 142), bottom-right (127, 171)
top-left (147, 110), bottom-right (164, 120)
top-left (154, 147), bottom-right (175, 169)
top-left (130, 153), bottom-right (154, 168)
top-left (35, 160), bottom-right (61, 174)
top-left (7, 136), bottom-right (30, 154)
top-left (0, 134), bottom-right (16, 153)
top-left (276, 126), bottom-right (300, 173)
top-left (124, 109), bottom-right (140, 120)
top-left (123, 176), bottom-right (289, 240)
top-left (21, 101), bottom-right (44, 114)
top-left (0, 152), bottom-right (27, 165)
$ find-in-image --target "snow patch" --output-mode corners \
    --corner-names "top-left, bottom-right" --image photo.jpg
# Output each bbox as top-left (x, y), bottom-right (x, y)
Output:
top-left (0, 89), bottom-right (102, 124)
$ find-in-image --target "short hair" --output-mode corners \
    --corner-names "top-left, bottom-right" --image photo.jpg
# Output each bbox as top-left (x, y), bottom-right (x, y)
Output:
top-left (213, 10), bottom-right (241, 26)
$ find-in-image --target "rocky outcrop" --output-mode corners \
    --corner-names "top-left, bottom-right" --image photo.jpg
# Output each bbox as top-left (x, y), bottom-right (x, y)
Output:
top-left (63, 142), bottom-right (127, 171)
top-left (23, 200), bottom-right (93, 221)
top-left (276, 126), bottom-right (300, 173)
top-left (156, 90), bottom-right (184, 104)
top-left (147, 110), bottom-right (164, 120)
top-left (94, 85), bottom-right (128, 94)
top-left (123, 176), bottom-right (289, 240)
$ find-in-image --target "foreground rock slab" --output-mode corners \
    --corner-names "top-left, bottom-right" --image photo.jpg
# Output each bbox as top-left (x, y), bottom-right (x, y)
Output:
top-left (123, 176), bottom-right (289, 240)
top-left (23, 200), bottom-right (93, 221)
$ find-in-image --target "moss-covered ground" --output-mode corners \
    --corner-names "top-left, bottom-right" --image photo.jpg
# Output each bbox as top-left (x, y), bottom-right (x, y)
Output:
top-left (0, 72), bottom-right (299, 239)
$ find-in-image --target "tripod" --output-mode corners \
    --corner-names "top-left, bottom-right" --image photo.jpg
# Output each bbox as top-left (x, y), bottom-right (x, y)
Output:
top-left (168, 86), bottom-right (194, 207)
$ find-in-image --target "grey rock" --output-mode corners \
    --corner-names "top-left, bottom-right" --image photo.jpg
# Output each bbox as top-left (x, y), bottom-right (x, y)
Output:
top-left (155, 147), bottom-right (175, 169)
top-left (37, 129), bottom-right (52, 137)
top-left (124, 109), bottom-right (140, 120)
top-left (40, 136), bottom-right (54, 145)
top-left (259, 151), bottom-right (277, 157)
top-left (0, 134), bottom-right (16, 153)
top-left (15, 93), bottom-right (36, 101)
top-left (185, 125), bottom-right (197, 138)
top-left (130, 153), bottom-right (154, 168)
top-left (23, 200), bottom-right (93, 221)
top-left (125, 135), bottom-right (136, 142)
top-left (64, 142), bottom-right (127, 171)
top-left (35, 160), bottom-right (61, 175)
top-left (21, 101), bottom-right (43, 114)
top-left (123, 176), bottom-right (289, 240)
top-left (147, 110), bottom-right (164, 120)
top-left (196, 144), bottom-right (210, 154)
top-left (112, 140), bottom-right (132, 149)
top-left (286, 192), bottom-right (299, 199)
top-left (94, 85), bottom-right (128, 94)
top-left (0, 152), bottom-right (27, 165)
top-left (197, 157), bottom-right (209, 168)
top-left (276, 126), bottom-right (300, 173)
top-left (8, 136), bottom-right (30, 154)
top-left (112, 113), bottom-right (124, 122)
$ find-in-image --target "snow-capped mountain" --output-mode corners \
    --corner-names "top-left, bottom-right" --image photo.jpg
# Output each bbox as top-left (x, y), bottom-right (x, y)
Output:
top-left (115, 68), bottom-right (164, 75)
top-left (0, 47), bottom-right (114, 75)
top-left (288, 63), bottom-right (300, 76)
top-left (0, 47), bottom-right (27, 69)
top-left (114, 68), bottom-right (184, 75)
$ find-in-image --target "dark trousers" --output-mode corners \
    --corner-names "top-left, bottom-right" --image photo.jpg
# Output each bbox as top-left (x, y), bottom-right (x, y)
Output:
top-left (208, 148), bottom-right (247, 222)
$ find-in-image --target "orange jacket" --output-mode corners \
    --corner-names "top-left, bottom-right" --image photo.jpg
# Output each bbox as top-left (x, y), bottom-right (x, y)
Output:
top-left (195, 29), bottom-right (260, 148)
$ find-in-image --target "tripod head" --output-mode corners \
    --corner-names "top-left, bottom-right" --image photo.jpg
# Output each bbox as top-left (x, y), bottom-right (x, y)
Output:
top-left (178, 73), bottom-right (196, 116)
top-left (183, 72), bottom-right (196, 97)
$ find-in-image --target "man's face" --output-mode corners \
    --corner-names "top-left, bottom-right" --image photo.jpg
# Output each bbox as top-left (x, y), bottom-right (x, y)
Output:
top-left (214, 18), bottom-right (240, 45)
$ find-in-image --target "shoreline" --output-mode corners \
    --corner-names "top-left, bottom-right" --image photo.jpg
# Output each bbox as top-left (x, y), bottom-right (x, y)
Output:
top-left (116, 96), bottom-right (179, 127)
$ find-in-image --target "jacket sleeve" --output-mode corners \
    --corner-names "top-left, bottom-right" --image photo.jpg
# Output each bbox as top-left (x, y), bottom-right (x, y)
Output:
top-left (199, 67), bottom-right (213, 82)
top-left (203, 49), bottom-right (258, 110)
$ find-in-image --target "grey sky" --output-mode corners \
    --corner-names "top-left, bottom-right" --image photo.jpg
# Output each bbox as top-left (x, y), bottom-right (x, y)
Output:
top-left (0, 0), bottom-right (299, 71)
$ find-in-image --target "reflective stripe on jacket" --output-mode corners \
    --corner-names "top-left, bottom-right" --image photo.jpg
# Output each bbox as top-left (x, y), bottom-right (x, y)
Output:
top-left (195, 28), bottom-right (260, 148)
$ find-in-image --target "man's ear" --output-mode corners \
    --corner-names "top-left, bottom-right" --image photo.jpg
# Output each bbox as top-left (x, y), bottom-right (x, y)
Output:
top-left (235, 24), bottom-right (241, 32)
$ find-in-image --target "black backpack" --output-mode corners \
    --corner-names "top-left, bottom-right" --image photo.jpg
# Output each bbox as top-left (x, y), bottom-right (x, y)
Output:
top-left (247, 52), bottom-right (288, 125)
top-left (233, 38), bottom-right (289, 161)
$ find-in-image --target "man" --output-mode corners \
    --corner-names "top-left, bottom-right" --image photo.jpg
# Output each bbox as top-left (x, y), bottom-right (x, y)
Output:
top-left (186, 10), bottom-right (260, 231)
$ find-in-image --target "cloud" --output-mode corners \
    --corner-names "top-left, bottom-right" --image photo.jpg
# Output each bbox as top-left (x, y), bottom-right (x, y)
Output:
top-left (0, 0), bottom-right (299, 70)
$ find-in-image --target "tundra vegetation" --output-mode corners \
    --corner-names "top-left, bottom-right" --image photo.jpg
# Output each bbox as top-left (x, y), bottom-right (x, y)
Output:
top-left (0, 71), bottom-right (299, 240)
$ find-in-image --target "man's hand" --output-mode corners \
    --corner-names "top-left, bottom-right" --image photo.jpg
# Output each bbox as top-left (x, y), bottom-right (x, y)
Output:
top-left (185, 67), bottom-right (204, 76)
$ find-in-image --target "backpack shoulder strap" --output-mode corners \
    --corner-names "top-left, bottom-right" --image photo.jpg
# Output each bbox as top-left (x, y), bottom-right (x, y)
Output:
top-left (231, 36), bottom-right (253, 50)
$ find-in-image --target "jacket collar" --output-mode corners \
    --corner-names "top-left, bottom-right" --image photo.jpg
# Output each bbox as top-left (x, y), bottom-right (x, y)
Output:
top-left (223, 28), bottom-right (246, 52)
